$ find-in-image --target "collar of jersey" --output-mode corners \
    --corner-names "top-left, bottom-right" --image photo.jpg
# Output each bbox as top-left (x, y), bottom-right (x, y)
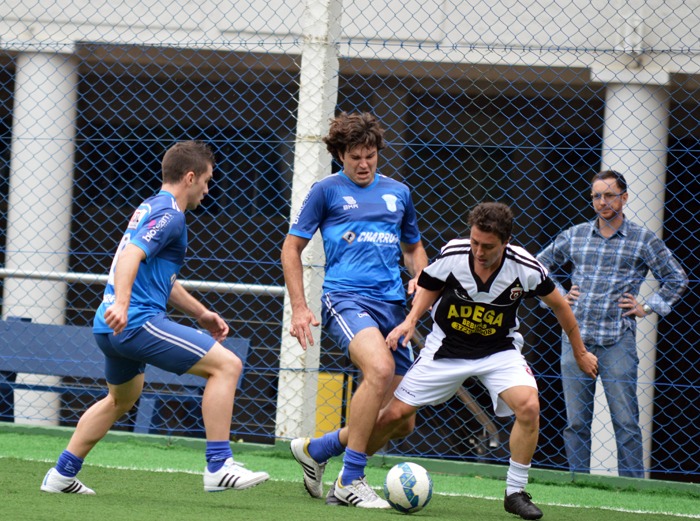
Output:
top-left (339, 169), bottom-right (380, 190)
top-left (158, 190), bottom-right (177, 200)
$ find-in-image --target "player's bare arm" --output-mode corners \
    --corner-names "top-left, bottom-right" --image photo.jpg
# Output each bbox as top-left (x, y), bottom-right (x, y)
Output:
top-left (386, 287), bottom-right (442, 350)
top-left (401, 239), bottom-right (429, 297)
top-left (541, 288), bottom-right (598, 380)
top-left (281, 233), bottom-right (320, 349)
top-left (168, 281), bottom-right (229, 342)
top-left (104, 243), bottom-right (145, 335)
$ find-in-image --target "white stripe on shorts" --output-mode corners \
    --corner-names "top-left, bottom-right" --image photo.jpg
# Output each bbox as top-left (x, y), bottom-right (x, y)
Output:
top-left (324, 293), bottom-right (354, 341)
top-left (142, 321), bottom-right (208, 358)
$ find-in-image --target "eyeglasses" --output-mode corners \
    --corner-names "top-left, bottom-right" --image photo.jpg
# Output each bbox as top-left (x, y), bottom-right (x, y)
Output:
top-left (590, 191), bottom-right (625, 202)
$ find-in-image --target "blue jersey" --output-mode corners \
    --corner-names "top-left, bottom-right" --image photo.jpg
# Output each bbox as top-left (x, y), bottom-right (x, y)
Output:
top-left (93, 191), bottom-right (187, 333)
top-left (289, 171), bottom-right (421, 303)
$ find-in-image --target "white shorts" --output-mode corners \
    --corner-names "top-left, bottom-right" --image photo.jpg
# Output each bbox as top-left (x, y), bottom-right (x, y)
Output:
top-left (394, 349), bottom-right (538, 417)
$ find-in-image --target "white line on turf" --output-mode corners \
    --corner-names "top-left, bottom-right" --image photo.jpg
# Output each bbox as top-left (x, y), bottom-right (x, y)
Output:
top-left (4, 456), bottom-right (697, 518)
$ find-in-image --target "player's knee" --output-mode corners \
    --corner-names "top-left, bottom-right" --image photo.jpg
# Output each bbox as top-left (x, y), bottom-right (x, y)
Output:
top-left (390, 414), bottom-right (416, 440)
top-left (106, 394), bottom-right (137, 415)
top-left (515, 397), bottom-right (540, 428)
top-left (219, 350), bottom-right (243, 381)
top-left (378, 400), bottom-right (413, 430)
top-left (200, 343), bottom-right (242, 380)
top-left (364, 362), bottom-right (395, 391)
top-left (376, 405), bottom-right (400, 431)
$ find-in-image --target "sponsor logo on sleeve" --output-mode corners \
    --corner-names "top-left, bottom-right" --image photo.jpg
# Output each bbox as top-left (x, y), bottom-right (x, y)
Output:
top-left (291, 191), bottom-right (312, 226)
top-left (142, 213), bottom-right (173, 242)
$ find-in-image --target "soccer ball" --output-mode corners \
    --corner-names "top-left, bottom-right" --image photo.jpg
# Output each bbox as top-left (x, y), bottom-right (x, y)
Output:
top-left (383, 462), bottom-right (433, 513)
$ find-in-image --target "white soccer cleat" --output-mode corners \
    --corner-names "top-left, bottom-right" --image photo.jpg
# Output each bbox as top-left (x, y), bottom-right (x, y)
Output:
top-left (333, 474), bottom-right (392, 509)
top-left (203, 458), bottom-right (269, 492)
top-left (290, 437), bottom-right (326, 499)
top-left (40, 468), bottom-right (96, 495)
top-left (325, 480), bottom-right (348, 506)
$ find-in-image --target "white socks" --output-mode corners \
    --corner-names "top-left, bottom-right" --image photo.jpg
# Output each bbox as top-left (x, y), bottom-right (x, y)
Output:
top-left (506, 458), bottom-right (530, 496)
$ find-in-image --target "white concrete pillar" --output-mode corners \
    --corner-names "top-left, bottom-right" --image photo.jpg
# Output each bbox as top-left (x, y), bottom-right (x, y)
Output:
top-left (275, 0), bottom-right (342, 439)
top-left (3, 52), bottom-right (79, 425)
top-left (591, 70), bottom-right (671, 478)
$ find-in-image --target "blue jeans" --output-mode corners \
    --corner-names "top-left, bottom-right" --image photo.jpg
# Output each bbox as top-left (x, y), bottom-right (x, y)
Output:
top-left (561, 331), bottom-right (644, 478)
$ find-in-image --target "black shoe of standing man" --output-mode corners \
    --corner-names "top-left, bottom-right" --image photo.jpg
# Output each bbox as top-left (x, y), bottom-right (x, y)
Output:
top-left (504, 490), bottom-right (543, 520)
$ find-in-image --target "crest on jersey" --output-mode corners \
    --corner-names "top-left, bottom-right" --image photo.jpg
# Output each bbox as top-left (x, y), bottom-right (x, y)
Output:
top-left (382, 194), bottom-right (398, 212)
top-left (127, 208), bottom-right (148, 230)
top-left (510, 287), bottom-right (523, 300)
top-left (342, 231), bottom-right (356, 244)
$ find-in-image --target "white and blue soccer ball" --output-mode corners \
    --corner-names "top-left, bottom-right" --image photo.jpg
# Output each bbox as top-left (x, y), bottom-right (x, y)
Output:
top-left (383, 462), bottom-right (433, 514)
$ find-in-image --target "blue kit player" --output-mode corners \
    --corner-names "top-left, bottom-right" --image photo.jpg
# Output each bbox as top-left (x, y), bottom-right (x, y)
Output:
top-left (41, 141), bottom-right (269, 495)
top-left (281, 112), bottom-right (429, 508)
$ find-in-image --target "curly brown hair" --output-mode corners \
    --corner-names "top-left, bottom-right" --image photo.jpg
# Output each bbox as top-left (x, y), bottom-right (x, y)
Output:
top-left (467, 202), bottom-right (513, 244)
top-left (322, 112), bottom-right (387, 162)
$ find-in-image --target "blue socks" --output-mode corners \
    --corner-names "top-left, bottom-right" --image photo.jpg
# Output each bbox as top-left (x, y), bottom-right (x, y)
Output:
top-left (206, 441), bottom-right (233, 473)
top-left (340, 448), bottom-right (367, 486)
top-left (307, 430), bottom-right (345, 463)
top-left (56, 450), bottom-right (84, 478)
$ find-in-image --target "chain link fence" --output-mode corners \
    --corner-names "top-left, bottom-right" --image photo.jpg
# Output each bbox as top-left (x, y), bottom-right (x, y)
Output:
top-left (0, 1), bottom-right (697, 480)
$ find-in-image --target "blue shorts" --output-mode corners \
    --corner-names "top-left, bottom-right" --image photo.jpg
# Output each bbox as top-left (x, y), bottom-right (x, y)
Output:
top-left (321, 291), bottom-right (414, 376)
top-left (93, 312), bottom-right (216, 385)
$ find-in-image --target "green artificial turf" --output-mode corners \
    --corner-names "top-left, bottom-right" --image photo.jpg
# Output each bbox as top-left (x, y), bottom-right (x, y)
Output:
top-left (1, 431), bottom-right (698, 520)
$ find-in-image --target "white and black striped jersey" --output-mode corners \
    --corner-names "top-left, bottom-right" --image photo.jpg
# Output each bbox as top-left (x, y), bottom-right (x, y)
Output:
top-left (417, 237), bottom-right (556, 360)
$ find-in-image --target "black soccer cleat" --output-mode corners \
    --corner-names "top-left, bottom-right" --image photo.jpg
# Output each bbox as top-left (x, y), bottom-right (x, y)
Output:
top-left (504, 490), bottom-right (543, 520)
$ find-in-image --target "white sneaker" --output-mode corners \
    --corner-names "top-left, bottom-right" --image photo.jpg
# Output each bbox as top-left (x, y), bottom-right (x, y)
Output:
top-left (325, 480), bottom-right (348, 506)
top-left (203, 458), bottom-right (270, 492)
top-left (333, 474), bottom-right (391, 509)
top-left (41, 468), bottom-right (95, 495)
top-left (290, 437), bottom-right (326, 499)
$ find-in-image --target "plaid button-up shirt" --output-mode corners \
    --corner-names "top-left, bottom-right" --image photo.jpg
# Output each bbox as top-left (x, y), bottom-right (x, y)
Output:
top-left (536, 217), bottom-right (688, 346)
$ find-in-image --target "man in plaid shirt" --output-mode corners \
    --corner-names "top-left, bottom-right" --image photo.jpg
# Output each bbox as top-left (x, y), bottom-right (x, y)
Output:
top-left (537, 170), bottom-right (688, 478)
